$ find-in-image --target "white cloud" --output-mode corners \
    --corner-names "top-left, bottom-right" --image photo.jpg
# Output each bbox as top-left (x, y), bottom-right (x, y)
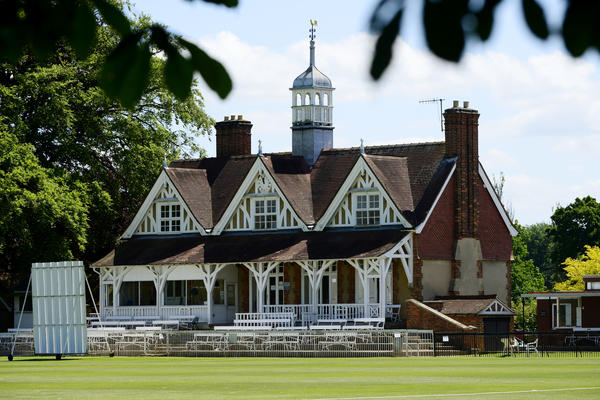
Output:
top-left (189, 31), bottom-right (600, 224)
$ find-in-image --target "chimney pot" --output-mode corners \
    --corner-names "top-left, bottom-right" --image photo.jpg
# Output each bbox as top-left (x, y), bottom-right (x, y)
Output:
top-left (215, 115), bottom-right (253, 158)
top-left (453, 100), bottom-right (459, 108)
top-left (463, 101), bottom-right (470, 108)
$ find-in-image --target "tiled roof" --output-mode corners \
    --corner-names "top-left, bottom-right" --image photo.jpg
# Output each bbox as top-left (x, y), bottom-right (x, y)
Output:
top-left (162, 141), bottom-right (448, 230)
top-left (93, 229), bottom-right (410, 266)
top-left (424, 296), bottom-right (512, 315)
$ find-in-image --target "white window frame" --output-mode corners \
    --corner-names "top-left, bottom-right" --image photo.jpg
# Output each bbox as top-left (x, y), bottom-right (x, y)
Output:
top-left (159, 202), bottom-right (182, 233)
top-left (252, 197), bottom-right (278, 230)
top-left (552, 302), bottom-right (572, 328)
top-left (266, 263), bottom-right (285, 306)
top-left (353, 192), bottom-right (381, 226)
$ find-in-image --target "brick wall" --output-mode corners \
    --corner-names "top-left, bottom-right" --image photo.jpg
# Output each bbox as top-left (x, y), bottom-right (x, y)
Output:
top-left (284, 262), bottom-right (301, 304)
top-left (582, 297), bottom-right (600, 327)
top-left (444, 105), bottom-right (480, 238)
top-left (406, 300), bottom-right (475, 332)
top-left (479, 179), bottom-right (513, 260)
top-left (237, 265), bottom-right (249, 313)
top-left (337, 261), bottom-right (355, 303)
top-left (215, 117), bottom-right (252, 157)
top-left (419, 176), bottom-right (455, 259)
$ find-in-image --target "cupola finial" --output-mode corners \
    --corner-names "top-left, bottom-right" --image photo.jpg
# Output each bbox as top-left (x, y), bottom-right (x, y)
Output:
top-left (360, 139), bottom-right (365, 155)
top-left (309, 19), bottom-right (317, 66)
top-left (163, 153), bottom-right (168, 169)
top-left (258, 139), bottom-right (263, 157)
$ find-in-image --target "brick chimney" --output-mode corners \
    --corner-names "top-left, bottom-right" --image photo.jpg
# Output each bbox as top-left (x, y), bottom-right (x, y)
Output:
top-left (215, 115), bottom-right (252, 158)
top-left (444, 100), bottom-right (480, 238)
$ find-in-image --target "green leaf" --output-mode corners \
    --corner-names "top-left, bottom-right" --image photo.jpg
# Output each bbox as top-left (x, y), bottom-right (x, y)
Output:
top-left (165, 51), bottom-right (194, 100)
top-left (522, 0), bottom-right (549, 40)
top-left (92, 0), bottom-right (132, 36)
top-left (180, 38), bottom-right (232, 99)
top-left (475, 0), bottom-right (501, 41)
top-left (200, 0), bottom-right (239, 7)
top-left (370, 9), bottom-right (402, 80)
top-left (70, 3), bottom-right (97, 59)
top-left (100, 33), bottom-right (151, 108)
top-left (423, 0), bottom-right (467, 62)
top-left (562, 2), bottom-right (597, 57)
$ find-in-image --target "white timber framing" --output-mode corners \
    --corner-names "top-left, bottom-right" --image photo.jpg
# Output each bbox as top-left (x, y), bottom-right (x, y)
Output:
top-left (315, 155), bottom-right (412, 230)
top-left (479, 299), bottom-right (514, 316)
top-left (147, 265), bottom-right (177, 316)
top-left (382, 234), bottom-right (414, 285)
top-left (242, 261), bottom-right (281, 312)
top-left (213, 158), bottom-right (308, 234)
top-left (478, 163), bottom-right (519, 237)
top-left (296, 260), bottom-right (336, 315)
top-left (93, 266), bottom-right (127, 315)
top-left (346, 258), bottom-right (384, 318)
top-left (121, 170), bottom-right (206, 238)
top-left (194, 264), bottom-right (227, 324)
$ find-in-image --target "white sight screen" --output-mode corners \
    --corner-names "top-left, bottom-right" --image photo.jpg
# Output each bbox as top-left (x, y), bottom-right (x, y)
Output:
top-left (32, 261), bottom-right (87, 355)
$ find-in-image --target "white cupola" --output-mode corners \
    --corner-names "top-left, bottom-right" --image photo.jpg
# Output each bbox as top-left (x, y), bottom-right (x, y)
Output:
top-left (290, 20), bottom-right (334, 167)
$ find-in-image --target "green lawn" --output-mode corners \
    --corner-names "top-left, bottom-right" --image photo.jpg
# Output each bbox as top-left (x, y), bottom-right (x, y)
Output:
top-left (0, 356), bottom-right (599, 399)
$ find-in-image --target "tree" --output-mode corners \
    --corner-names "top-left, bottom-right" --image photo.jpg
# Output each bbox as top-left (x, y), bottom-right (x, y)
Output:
top-left (548, 196), bottom-right (600, 282)
top-left (0, 12), bottom-right (213, 273)
top-left (491, 171), bottom-right (514, 221)
top-left (510, 221), bottom-right (545, 331)
top-left (554, 245), bottom-right (600, 291)
top-left (0, 0), bottom-right (233, 108)
top-left (522, 222), bottom-right (555, 289)
top-left (511, 222), bottom-right (545, 303)
top-left (0, 129), bottom-right (104, 286)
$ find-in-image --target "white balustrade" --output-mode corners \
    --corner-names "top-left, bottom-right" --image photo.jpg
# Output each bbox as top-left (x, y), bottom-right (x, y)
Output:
top-left (263, 304), bottom-right (380, 321)
top-left (103, 305), bottom-right (208, 322)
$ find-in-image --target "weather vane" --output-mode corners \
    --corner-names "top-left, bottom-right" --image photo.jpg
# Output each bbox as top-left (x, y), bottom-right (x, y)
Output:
top-left (309, 19), bottom-right (317, 41)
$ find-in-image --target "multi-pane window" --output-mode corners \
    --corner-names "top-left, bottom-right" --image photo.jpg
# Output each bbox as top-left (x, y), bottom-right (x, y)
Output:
top-left (254, 198), bottom-right (277, 229)
top-left (160, 203), bottom-right (181, 232)
top-left (356, 194), bottom-right (380, 225)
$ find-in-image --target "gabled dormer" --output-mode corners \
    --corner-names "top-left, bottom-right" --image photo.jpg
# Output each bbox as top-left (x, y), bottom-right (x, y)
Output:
top-left (213, 158), bottom-right (308, 234)
top-left (314, 154), bottom-right (412, 230)
top-left (121, 170), bottom-right (206, 238)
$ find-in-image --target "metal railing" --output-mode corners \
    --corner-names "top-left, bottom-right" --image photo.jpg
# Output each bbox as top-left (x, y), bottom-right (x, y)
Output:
top-left (5, 329), bottom-right (598, 358)
top-left (433, 331), bottom-right (600, 357)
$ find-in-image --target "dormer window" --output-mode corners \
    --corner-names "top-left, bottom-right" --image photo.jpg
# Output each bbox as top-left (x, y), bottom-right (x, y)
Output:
top-left (254, 198), bottom-right (278, 230)
top-left (160, 203), bottom-right (181, 232)
top-left (355, 193), bottom-right (380, 225)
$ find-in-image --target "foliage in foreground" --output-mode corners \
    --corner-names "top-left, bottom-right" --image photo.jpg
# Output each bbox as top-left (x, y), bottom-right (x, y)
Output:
top-left (0, 0), bottom-right (234, 107)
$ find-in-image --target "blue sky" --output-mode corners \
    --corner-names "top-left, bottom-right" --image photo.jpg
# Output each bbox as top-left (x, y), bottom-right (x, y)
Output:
top-left (131, 0), bottom-right (600, 226)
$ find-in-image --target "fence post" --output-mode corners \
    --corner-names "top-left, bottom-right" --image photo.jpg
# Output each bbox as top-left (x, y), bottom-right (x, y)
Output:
top-left (433, 333), bottom-right (437, 357)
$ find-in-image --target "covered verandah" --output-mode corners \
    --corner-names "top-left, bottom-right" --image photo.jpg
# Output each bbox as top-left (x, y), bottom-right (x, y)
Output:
top-left (92, 229), bottom-right (414, 326)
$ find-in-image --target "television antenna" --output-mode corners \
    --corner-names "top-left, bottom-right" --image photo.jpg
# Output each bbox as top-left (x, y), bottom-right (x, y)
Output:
top-left (419, 98), bottom-right (444, 132)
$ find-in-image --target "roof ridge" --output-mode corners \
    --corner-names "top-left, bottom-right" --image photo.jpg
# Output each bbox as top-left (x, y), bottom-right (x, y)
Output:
top-left (322, 141), bottom-right (445, 154)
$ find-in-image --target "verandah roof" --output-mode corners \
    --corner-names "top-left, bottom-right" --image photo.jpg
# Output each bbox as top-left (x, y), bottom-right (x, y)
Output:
top-left (93, 229), bottom-right (410, 267)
